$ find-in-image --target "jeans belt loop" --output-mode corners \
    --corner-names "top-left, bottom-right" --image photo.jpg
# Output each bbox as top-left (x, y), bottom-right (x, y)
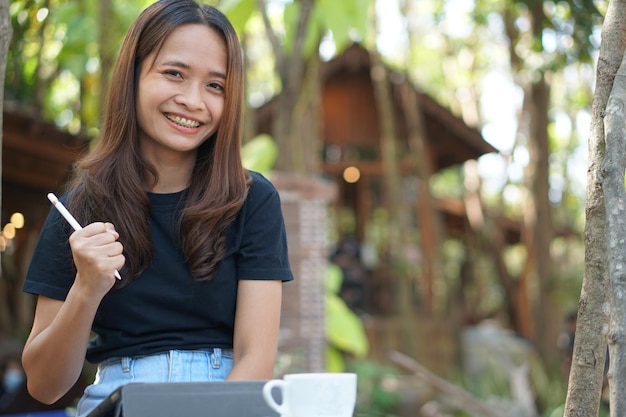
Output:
top-left (121, 357), bottom-right (130, 373)
top-left (211, 348), bottom-right (222, 369)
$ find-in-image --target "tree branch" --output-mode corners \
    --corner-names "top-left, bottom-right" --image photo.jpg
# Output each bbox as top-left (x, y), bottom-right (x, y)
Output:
top-left (389, 350), bottom-right (504, 417)
top-left (257, 0), bottom-right (284, 72)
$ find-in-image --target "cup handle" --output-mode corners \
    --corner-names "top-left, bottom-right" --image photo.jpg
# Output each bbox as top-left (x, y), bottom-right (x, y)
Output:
top-left (262, 379), bottom-right (287, 416)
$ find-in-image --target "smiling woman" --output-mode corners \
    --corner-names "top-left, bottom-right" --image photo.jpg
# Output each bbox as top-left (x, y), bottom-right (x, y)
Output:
top-left (20, 2), bottom-right (293, 416)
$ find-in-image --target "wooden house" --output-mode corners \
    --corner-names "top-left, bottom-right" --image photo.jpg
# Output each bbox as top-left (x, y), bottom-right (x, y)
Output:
top-left (255, 44), bottom-right (509, 375)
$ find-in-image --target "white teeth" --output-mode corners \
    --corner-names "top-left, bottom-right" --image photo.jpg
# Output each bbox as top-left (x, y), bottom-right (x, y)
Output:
top-left (165, 113), bottom-right (201, 128)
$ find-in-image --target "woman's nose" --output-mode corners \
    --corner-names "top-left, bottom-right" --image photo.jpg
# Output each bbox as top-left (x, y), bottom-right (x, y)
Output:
top-left (175, 83), bottom-right (205, 111)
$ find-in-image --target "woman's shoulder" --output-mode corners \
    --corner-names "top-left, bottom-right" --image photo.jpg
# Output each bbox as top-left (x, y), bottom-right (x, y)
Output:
top-left (246, 170), bottom-right (279, 195)
top-left (242, 170), bottom-right (284, 212)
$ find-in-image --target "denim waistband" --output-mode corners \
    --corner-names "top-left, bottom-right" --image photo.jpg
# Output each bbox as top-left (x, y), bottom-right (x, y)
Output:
top-left (97, 348), bottom-right (234, 371)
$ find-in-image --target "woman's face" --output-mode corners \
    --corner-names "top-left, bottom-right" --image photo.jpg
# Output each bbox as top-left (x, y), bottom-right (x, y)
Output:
top-left (136, 23), bottom-right (227, 164)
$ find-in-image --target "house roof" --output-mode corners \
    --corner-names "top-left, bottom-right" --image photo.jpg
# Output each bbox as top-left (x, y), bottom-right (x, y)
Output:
top-left (319, 43), bottom-right (497, 171)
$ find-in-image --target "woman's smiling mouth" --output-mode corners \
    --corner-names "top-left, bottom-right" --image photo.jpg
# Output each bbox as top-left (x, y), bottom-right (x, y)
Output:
top-left (164, 113), bottom-right (202, 128)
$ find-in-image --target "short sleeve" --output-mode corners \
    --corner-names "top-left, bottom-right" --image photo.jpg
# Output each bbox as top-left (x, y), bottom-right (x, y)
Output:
top-left (236, 172), bottom-right (293, 282)
top-left (23, 196), bottom-right (76, 300)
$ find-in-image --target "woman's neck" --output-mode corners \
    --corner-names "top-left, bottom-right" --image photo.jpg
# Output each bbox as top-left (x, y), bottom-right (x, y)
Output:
top-left (145, 154), bottom-right (195, 194)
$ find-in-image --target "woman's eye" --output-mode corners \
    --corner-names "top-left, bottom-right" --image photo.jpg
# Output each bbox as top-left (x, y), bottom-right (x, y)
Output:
top-left (208, 82), bottom-right (225, 92)
top-left (163, 70), bottom-right (182, 78)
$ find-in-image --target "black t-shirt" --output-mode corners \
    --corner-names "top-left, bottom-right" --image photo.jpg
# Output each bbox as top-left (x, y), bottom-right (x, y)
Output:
top-left (23, 171), bottom-right (293, 363)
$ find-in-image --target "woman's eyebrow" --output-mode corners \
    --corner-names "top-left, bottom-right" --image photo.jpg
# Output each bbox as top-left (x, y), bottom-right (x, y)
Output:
top-left (161, 60), bottom-right (226, 79)
top-left (209, 70), bottom-right (227, 80)
top-left (161, 60), bottom-right (189, 69)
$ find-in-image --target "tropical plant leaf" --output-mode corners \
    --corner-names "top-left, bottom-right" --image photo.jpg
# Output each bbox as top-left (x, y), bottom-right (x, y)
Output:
top-left (326, 346), bottom-right (346, 372)
top-left (326, 293), bottom-right (369, 358)
top-left (241, 133), bottom-right (278, 174)
top-left (219, 0), bottom-right (256, 36)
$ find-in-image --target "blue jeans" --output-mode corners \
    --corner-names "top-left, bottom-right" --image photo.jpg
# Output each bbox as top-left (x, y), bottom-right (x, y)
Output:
top-left (75, 349), bottom-right (233, 417)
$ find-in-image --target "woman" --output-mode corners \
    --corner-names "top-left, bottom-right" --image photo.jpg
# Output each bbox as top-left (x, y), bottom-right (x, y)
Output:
top-left (21, 1), bottom-right (293, 416)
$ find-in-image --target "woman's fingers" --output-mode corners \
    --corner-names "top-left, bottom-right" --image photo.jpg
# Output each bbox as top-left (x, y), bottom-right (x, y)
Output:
top-left (69, 222), bottom-right (125, 285)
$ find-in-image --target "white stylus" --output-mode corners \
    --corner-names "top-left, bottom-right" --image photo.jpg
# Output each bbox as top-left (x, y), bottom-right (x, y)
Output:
top-left (47, 193), bottom-right (122, 280)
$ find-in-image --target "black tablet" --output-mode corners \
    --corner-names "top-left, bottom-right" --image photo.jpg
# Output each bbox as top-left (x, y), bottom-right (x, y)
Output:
top-left (86, 381), bottom-right (279, 417)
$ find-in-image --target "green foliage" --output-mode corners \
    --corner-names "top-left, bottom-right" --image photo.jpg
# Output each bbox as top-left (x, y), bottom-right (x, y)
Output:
top-left (325, 346), bottom-right (346, 374)
top-left (325, 263), bottom-right (369, 371)
top-left (241, 133), bottom-right (278, 175)
top-left (545, 0), bottom-right (603, 63)
top-left (430, 166), bottom-right (464, 200)
top-left (6, 0), bottom-right (45, 103)
top-left (346, 359), bottom-right (401, 417)
top-left (54, 1), bottom-right (98, 79)
top-left (501, 0), bottom-right (603, 71)
top-left (326, 287), bottom-right (369, 358)
top-left (282, 1), bottom-right (302, 56)
top-left (307, 0), bottom-right (370, 56)
top-left (218, 0), bottom-right (256, 36)
top-left (326, 262), bottom-right (343, 294)
top-left (226, 0), bottom-right (371, 60)
top-left (113, 1), bottom-right (155, 37)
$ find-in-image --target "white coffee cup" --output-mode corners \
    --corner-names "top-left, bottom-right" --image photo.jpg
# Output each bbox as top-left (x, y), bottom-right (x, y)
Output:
top-left (262, 372), bottom-right (357, 417)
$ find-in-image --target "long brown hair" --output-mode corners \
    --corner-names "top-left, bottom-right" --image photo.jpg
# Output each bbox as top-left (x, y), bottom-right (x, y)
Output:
top-left (67, 0), bottom-right (249, 285)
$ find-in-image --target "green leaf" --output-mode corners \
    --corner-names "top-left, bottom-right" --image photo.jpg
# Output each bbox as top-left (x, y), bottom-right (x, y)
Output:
top-left (325, 263), bottom-right (343, 294)
top-left (326, 346), bottom-right (346, 372)
top-left (302, 7), bottom-right (323, 58)
top-left (220, 0), bottom-right (257, 36)
top-left (241, 133), bottom-right (278, 174)
top-left (283, 1), bottom-right (301, 56)
top-left (315, 0), bottom-right (370, 54)
top-left (326, 293), bottom-right (369, 358)
top-left (325, 263), bottom-right (369, 358)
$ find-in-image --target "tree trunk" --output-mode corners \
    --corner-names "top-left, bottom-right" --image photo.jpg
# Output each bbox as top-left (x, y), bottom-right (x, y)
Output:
top-left (259, 0), bottom-right (316, 173)
top-left (601, 46), bottom-right (626, 417)
top-left (401, 1), bottom-right (443, 315)
top-left (526, 75), bottom-right (556, 364)
top-left (0, 0), bottom-right (12, 333)
top-left (462, 160), bottom-right (532, 334)
top-left (564, 1), bottom-right (626, 416)
top-left (501, 1), bottom-right (540, 346)
top-left (370, 49), bottom-right (417, 357)
top-left (290, 51), bottom-right (322, 174)
top-left (510, 0), bottom-right (557, 366)
top-left (398, 80), bottom-right (442, 313)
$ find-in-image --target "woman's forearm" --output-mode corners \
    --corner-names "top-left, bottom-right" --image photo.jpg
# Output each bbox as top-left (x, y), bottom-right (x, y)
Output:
top-left (22, 285), bottom-right (100, 404)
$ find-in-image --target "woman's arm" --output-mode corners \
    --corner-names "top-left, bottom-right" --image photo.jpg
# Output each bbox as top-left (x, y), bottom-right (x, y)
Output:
top-left (228, 280), bottom-right (283, 380)
top-left (22, 292), bottom-right (98, 404)
top-left (22, 222), bottom-right (124, 404)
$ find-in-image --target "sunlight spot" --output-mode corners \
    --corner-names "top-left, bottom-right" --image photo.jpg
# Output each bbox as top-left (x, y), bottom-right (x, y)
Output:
top-left (36, 8), bottom-right (49, 22)
top-left (86, 57), bottom-right (100, 74)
